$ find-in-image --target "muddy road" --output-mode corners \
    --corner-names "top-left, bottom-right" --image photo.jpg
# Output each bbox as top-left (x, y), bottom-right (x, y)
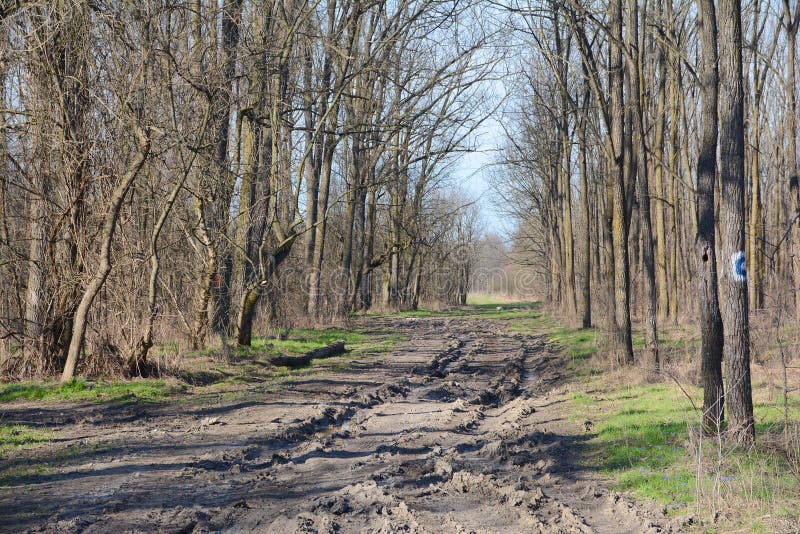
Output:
top-left (1, 315), bottom-right (671, 533)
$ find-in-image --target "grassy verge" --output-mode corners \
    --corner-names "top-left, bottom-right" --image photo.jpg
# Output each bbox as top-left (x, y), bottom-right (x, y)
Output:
top-left (0, 379), bottom-right (181, 404)
top-left (179, 326), bottom-right (403, 389)
top-left (0, 425), bottom-right (52, 453)
top-left (474, 298), bottom-right (800, 532)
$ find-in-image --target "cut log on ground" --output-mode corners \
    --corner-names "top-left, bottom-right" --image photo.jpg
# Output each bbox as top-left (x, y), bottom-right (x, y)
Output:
top-left (269, 340), bottom-right (347, 368)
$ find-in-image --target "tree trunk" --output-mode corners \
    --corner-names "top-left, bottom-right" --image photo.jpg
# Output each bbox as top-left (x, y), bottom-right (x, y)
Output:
top-left (236, 234), bottom-right (298, 346)
top-left (628, 0), bottom-right (659, 376)
top-left (610, 0), bottom-right (634, 364)
top-left (697, 0), bottom-right (725, 432)
top-left (749, 103), bottom-right (764, 312)
top-left (718, 0), bottom-right (754, 444)
top-left (578, 78), bottom-right (592, 328)
top-left (696, 0), bottom-right (724, 432)
top-left (303, 37), bottom-right (319, 274)
top-left (653, 13), bottom-right (669, 320)
top-left (25, 172), bottom-right (49, 364)
top-left (61, 130), bottom-right (151, 382)
top-left (786, 6), bottom-right (800, 318)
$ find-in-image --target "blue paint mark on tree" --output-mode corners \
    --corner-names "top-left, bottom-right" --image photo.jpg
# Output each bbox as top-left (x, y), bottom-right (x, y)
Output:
top-left (731, 251), bottom-right (746, 283)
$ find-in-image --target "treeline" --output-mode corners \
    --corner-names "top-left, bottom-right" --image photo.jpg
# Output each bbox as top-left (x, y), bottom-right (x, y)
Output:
top-left (494, 0), bottom-right (800, 445)
top-left (0, 0), bottom-right (493, 380)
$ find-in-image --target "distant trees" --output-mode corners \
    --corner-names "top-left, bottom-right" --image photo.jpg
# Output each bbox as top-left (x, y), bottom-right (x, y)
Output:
top-left (0, 0), bottom-right (494, 380)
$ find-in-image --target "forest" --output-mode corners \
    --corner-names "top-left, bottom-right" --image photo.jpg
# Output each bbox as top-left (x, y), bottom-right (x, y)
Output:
top-left (494, 0), bottom-right (797, 446)
top-left (0, 0), bottom-right (491, 379)
top-left (1, 0), bottom-right (800, 531)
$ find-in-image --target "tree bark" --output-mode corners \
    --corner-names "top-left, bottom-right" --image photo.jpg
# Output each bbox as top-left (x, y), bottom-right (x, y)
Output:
top-left (610, 0), bottom-right (634, 364)
top-left (697, 0), bottom-right (725, 432)
top-left (718, 0), bottom-right (754, 443)
top-left (628, 0), bottom-right (659, 376)
top-left (578, 76), bottom-right (592, 328)
top-left (61, 130), bottom-right (151, 382)
top-left (653, 8), bottom-right (669, 320)
top-left (785, 1), bottom-right (800, 318)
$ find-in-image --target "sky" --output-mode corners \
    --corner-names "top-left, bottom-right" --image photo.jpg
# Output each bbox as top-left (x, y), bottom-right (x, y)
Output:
top-left (454, 115), bottom-right (510, 238)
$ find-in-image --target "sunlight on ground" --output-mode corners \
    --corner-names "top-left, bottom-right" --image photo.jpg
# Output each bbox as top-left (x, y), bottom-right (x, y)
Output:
top-left (2, 296), bottom-right (797, 531)
top-left (451, 294), bottom-right (800, 531)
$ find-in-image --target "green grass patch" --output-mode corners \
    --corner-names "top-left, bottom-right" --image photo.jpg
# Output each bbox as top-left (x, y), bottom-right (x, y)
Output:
top-left (237, 328), bottom-right (364, 358)
top-left (0, 425), bottom-right (52, 452)
top-left (179, 326), bottom-right (402, 391)
top-left (0, 378), bottom-right (179, 404)
top-left (565, 368), bottom-right (800, 528)
top-left (0, 462), bottom-right (54, 486)
top-left (352, 333), bottom-right (405, 354)
top-left (568, 377), bottom-right (800, 527)
top-left (363, 308), bottom-right (436, 318)
top-left (490, 305), bottom-right (800, 529)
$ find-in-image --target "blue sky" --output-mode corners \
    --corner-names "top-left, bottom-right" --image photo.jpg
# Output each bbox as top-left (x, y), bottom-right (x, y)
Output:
top-left (455, 115), bottom-right (509, 236)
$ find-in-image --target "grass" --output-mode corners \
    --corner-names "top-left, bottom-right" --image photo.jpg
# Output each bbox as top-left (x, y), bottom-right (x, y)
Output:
top-left (239, 328), bottom-right (365, 358)
top-left (573, 377), bottom-right (800, 526)
top-left (456, 295), bottom-right (800, 530)
top-left (0, 425), bottom-right (52, 453)
top-left (178, 325), bottom-right (405, 390)
top-left (529, 315), bottom-right (799, 529)
top-left (0, 330), bottom-right (382, 401)
top-left (0, 378), bottom-right (181, 404)
top-left (0, 324), bottom-right (401, 462)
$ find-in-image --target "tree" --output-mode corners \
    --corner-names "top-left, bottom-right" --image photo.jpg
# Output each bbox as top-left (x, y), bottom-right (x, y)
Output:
top-left (696, 0), bottom-right (725, 432)
top-left (609, 0), bottom-right (634, 365)
top-left (717, 0), bottom-right (754, 443)
top-left (627, 0), bottom-right (658, 375)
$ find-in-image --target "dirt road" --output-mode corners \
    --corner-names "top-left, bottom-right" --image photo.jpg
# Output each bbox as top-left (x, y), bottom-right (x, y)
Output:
top-left (1, 315), bottom-right (671, 533)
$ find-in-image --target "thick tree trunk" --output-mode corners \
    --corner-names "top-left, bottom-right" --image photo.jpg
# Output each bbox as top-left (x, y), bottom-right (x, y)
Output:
top-left (610, 0), bottom-right (633, 365)
top-left (696, 0), bottom-right (725, 432)
top-left (718, 0), bottom-right (755, 444)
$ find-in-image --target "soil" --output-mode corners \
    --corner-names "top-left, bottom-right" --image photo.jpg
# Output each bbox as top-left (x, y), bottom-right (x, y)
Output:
top-left (0, 315), bottom-right (677, 533)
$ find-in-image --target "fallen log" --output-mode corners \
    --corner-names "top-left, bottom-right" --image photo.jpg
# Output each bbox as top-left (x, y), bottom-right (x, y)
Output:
top-left (269, 340), bottom-right (347, 368)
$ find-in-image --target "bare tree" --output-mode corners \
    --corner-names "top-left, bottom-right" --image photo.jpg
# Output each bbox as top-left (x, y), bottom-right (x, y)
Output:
top-left (718, 0), bottom-right (754, 444)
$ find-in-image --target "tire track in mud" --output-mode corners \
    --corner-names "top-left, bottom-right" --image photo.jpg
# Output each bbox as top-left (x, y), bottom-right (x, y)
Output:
top-left (7, 316), bottom-right (671, 534)
top-left (226, 318), bottom-right (667, 534)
